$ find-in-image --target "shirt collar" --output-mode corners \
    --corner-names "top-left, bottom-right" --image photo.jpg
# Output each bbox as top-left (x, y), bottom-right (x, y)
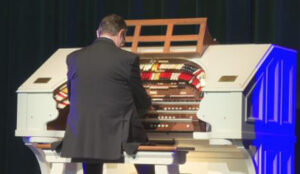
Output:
top-left (94, 37), bottom-right (115, 46)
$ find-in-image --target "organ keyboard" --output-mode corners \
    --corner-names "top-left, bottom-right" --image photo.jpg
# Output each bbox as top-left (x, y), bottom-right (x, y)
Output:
top-left (15, 18), bottom-right (297, 174)
top-left (140, 58), bottom-right (206, 133)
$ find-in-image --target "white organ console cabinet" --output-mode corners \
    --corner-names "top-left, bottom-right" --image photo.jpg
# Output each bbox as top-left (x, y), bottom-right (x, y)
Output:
top-left (15, 18), bottom-right (297, 174)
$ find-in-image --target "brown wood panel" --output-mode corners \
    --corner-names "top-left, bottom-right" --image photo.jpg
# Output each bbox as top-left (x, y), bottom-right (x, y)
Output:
top-left (132, 24), bottom-right (141, 52)
top-left (36, 143), bottom-right (52, 149)
top-left (126, 35), bottom-right (201, 42)
top-left (126, 18), bottom-right (207, 26)
top-left (125, 18), bottom-right (215, 57)
top-left (138, 145), bottom-right (177, 151)
top-left (164, 24), bottom-right (174, 52)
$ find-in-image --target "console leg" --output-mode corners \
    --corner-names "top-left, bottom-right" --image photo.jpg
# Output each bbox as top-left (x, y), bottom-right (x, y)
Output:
top-left (50, 163), bottom-right (65, 174)
top-left (154, 164), bottom-right (179, 174)
top-left (241, 149), bottom-right (256, 174)
top-left (26, 144), bottom-right (51, 174)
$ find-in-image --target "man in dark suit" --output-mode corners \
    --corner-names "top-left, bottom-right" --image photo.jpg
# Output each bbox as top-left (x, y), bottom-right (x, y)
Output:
top-left (61, 14), bottom-right (153, 174)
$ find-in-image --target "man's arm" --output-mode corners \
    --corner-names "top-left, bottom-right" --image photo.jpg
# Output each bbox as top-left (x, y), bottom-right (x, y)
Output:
top-left (129, 57), bottom-right (151, 117)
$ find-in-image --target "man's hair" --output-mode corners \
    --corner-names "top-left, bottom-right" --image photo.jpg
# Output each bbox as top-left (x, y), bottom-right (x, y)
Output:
top-left (97, 14), bottom-right (127, 36)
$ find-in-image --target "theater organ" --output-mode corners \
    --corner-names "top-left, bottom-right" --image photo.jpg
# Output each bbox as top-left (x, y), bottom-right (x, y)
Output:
top-left (15, 18), bottom-right (297, 174)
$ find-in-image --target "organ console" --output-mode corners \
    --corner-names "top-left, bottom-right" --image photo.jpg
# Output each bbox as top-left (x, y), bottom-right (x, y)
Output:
top-left (15, 18), bottom-right (297, 174)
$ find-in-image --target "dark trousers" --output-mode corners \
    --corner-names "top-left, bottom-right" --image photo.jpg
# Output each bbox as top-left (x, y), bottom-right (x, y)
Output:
top-left (83, 163), bottom-right (155, 174)
top-left (83, 163), bottom-right (103, 174)
top-left (135, 164), bottom-right (155, 174)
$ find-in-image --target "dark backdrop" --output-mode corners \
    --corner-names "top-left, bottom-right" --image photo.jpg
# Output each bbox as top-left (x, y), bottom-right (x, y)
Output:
top-left (1, 0), bottom-right (299, 174)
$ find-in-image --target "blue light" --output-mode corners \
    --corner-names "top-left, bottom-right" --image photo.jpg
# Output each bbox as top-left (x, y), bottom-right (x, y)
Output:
top-left (250, 45), bottom-right (297, 174)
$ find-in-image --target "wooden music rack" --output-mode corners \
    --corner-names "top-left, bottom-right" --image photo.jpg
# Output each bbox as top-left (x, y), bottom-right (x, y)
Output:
top-left (125, 18), bottom-right (216, 58)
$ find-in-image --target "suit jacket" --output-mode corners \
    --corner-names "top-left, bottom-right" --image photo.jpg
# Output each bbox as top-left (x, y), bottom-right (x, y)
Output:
top-left (61, 37), bottom-right (151, 160)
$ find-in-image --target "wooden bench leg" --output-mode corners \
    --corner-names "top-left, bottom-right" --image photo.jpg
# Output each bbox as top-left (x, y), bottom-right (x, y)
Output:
top-left (154, 164), bottom-right (179, 174)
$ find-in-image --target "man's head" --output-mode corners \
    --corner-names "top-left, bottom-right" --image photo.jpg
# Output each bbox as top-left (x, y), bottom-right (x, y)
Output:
top-left (96, 14), bottom-right (127, 47)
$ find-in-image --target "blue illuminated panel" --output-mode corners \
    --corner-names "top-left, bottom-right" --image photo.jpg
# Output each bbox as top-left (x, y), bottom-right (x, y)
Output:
top-left (246, 45), bottom-right (297, 174)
